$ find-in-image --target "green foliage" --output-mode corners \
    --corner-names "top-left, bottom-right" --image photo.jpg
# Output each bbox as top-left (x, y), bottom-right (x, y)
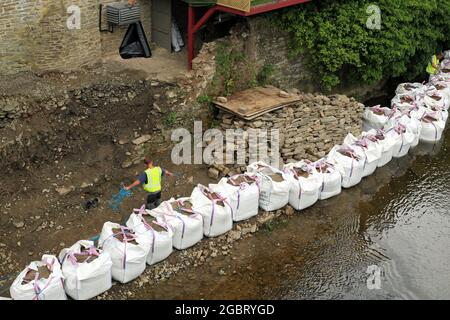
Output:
top-left (164, 111), bottom-right (177, 127)
top-left (277, 0), bottom-right (450, 89)
top-left (257, 63), bottom-right (275, 86)
top-left (197, 94), bottom-right (213, 106)
top-left (214, 42), bottom-right (260, 95)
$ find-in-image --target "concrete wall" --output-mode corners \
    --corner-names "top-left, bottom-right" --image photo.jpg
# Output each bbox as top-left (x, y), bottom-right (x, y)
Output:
top-left (0, 0), bottom-right (152, 76)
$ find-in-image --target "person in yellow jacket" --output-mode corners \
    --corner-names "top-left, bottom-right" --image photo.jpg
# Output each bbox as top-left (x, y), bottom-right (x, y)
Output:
top-left (125, 159), bottom-right (174, 209)
top-left (427, 53), bottom-right (444, 75)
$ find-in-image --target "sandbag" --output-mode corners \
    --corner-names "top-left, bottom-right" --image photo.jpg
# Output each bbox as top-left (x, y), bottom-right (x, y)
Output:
top-left (209, 174), bottom-right (260, 222)
top-left (10, 255), bottom-right (66, 300)
top-left (395, 110), bottom-right (422, 148)
top-left (423, 89), bottom-right (449, 111)
top-left (99, 222), bottom-right (150, 283)
top-left (247, 162), bottom-right (291, 211)
top-left (386, 122), bottom-right (415, 158)
top-left (395, 83), bottom-right (425, 96)
top-left (126, 207), bottom-right (173, 265)
top-left (313, 159), bottom-right (342, 200)
top-left (151, 198), bottom-right (204, 250)
top-left (391, 94), bottom-right (418, 111)
top-left (284, 161), bottom-right (322, 211)
top-left (191, 184), bottom-right (233, 237)
top-left (419, 112), bottom-right (446, 143)
top-left (363, 105), bottom-right (399, 131)
top-left (428, 82), bottom-right (450, 108)
top-left (327, 145), bottom-right (365, 188)
top-left (59, 240), bottom-right (112, 300)
top-left (344, 133), bottom-right (382, 177)
top-left (368, 129), bottom-right (396, 167)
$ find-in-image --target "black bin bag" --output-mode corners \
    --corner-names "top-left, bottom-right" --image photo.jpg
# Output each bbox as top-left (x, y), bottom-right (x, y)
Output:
top-left (119, 21), bottom-right (152, 59)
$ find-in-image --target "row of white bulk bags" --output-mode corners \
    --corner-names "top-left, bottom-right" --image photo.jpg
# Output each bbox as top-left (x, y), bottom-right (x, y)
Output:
top-left (10, 255), bottom-right (66, 300)
top-left (283, 161), bottom-right (322, 211)
top-left (344, 133), bottom-right (382, 177)
top-left (126, 207), bottom-right (173, 265)
top-left (209, 174), bottom-right (260, 222)
top-left (59, 240), bottom-right (112, 300)
top-left (312, 159), bottom-right (342, 200)
top-left (99, 222), bottom-right (150, 283)
top-left (247, 162), bottom-right (290, 211)
top-left (151, 198), bottom-right (204, 250)
top-left (327, 145), bottom-right (365, 188)
top-left (191, 184), bottom-right (233, 237)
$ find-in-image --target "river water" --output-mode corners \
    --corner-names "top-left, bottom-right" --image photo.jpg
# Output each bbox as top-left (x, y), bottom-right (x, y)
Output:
top-left (264, 128), bottom-right (450, 300)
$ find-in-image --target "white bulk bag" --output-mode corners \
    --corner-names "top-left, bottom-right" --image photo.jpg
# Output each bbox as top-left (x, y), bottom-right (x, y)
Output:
top-left (419, 112), bottom-right (446, 143)
top-left (395, 83), bottom-right (425, 96)
top-left (396, 111), bottom-right (422, 147)
top-left (247, 162), bottom-right (291, 211)
top-left (313, 159), bottom-right (342, 200)
top-left (283, 161), bottom-right (322, 211)
top-left (391, 94), bottom-right (418, 111)
top-left (59, 240), bottom-right (112, 300)
top-left (327, 145), bottom-right (365, 188)
top-left (344, 133), bottom-right (382, 177)
top-left (190, 184), bottom-right (233, 237)
top-left (363, 105), bottom-right (390, 131)
top-left (425, 105), bottom-right (448, 122)
top-left (10, 255), bottom-right (66, 300)
top-left (423, 90), bottom-right (449, 111)
top-left (126, 206), bottom-right (173, 265)
top-left (151, 198), bottom-right (204, 250)
top-left (369, 129), bottom-right (396, 167)
top-left (429, 82), bottom-right (450, 107)
top-left (386, 123), bottom-right (415, 158)
top-left (209, 174), bottom-right (260, 222)
top-left (99, 222), bottom-right (150, 283)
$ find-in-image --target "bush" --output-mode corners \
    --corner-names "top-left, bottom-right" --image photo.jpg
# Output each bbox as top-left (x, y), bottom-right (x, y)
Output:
top-left (277, 0), bottom-right (450, 89)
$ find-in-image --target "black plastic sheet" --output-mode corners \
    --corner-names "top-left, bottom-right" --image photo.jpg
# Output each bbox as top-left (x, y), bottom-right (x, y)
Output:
top-left (119, 21), bottom-right (152, 59)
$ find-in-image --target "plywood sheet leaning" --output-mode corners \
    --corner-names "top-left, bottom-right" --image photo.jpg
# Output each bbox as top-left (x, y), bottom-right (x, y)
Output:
top-left (213, 86), bottom-right (301, 120)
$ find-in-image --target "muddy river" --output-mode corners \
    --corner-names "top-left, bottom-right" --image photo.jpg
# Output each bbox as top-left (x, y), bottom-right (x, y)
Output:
top-left (132, 127), bottom-right (450, 301)
top-left (266, 129), bottom-right (450, 300)
top-left (2, 119), bottom-right (448, 301)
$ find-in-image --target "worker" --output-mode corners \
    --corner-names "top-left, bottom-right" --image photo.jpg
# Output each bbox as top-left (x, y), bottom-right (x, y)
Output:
top-left (124, 159), bottom-right (174, 210)
top-left (426, 52), bottom-right (445, 75)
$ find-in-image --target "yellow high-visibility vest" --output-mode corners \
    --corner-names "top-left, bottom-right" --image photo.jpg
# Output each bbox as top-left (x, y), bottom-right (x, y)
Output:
top-left (143, 167), bottom-right (162, 193)
top-left (426, 55), bottom-right (439, 75)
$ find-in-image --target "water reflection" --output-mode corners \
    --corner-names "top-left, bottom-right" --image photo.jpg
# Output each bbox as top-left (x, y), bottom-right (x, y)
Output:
top-left (270, 127), bottom-right (450, 300)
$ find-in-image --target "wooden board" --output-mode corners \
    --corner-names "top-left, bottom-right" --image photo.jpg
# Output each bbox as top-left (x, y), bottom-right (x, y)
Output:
top-left (213, 86), bottom-right (301, 120)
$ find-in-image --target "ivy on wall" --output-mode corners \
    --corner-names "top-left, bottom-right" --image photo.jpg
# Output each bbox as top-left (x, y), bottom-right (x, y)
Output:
top-left (277, 0), bottom-right (450, 89)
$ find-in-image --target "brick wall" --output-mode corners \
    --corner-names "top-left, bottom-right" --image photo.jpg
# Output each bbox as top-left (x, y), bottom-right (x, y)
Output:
top-left (0, 0), bottom-right (152, 75)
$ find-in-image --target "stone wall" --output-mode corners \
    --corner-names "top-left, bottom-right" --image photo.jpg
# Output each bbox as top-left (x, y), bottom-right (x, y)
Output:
top-left (210, 16), bottom-right (387, 101)
top-left (209, 90), bottom-right (364, 178)
top-left (0, 0), bottom-right (152, 76)
top-left (245, 17), bottom-right (318, 93)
